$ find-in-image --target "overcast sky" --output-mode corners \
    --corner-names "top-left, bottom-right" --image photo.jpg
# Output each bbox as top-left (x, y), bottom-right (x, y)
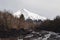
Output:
top-left (0, 0), bottom-right (60, 19)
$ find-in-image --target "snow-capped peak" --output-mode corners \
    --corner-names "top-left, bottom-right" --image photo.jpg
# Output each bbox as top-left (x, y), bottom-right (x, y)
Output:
top-left (13, 9), bottom-right (47, 20)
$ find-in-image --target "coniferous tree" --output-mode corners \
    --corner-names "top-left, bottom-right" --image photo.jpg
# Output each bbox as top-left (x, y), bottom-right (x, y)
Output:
top-left (19, 14), bottom-right (25, 21)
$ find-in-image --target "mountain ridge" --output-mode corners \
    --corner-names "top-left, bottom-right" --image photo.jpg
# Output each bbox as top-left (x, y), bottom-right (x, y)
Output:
top-left (13, 9), bottom-right (47, 20)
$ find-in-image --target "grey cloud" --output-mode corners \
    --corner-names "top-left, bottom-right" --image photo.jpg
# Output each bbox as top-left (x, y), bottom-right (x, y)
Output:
top-left (0, 0), bottom-right (60, 19)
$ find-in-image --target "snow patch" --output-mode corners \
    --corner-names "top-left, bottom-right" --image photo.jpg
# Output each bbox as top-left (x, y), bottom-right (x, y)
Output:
top-left (13, 9), bottom-right (47, 20)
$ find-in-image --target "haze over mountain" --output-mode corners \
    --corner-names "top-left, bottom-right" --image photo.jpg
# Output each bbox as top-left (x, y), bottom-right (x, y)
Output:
top-left (13, 9), bottom-right (47, 20)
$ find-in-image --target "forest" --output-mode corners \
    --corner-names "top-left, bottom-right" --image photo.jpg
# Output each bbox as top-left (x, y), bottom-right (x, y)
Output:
top-left (0, 11), bottom-right (60, 38)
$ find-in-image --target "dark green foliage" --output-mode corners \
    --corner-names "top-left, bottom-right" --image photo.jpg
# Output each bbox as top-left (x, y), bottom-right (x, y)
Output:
top-left (37, 16), bottom-right (60, 33)
top-left (19, 14), bottom-right (25, 21)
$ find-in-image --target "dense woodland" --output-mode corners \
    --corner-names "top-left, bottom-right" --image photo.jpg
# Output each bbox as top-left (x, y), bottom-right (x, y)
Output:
top-left (35, 16), bottom-right (60, 33)
top-left (0, 11), bottom-right (36, 38)
top-left (0, 11), bottom-right (60, 37)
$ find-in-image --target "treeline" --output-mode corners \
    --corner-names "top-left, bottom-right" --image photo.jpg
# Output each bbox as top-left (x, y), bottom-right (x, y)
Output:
top-left (0, 10), bottom-right (60, 37)
top-left (35, 16), bottom-right (60, 33)
top-left (0, 11), bottom-right (36, 37)
top-left (0, 11), bottom-right (34, 30)
top-left (0, 11), bottom-right (21, 31)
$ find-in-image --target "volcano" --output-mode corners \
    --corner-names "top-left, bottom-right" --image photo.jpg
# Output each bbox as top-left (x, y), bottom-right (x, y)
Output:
top-left (13, 9), bottom-right (47, 20)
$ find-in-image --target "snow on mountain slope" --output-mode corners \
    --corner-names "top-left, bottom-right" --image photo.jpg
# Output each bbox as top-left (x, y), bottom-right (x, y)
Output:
top-left (13, 9), bottom-right (47, 20)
